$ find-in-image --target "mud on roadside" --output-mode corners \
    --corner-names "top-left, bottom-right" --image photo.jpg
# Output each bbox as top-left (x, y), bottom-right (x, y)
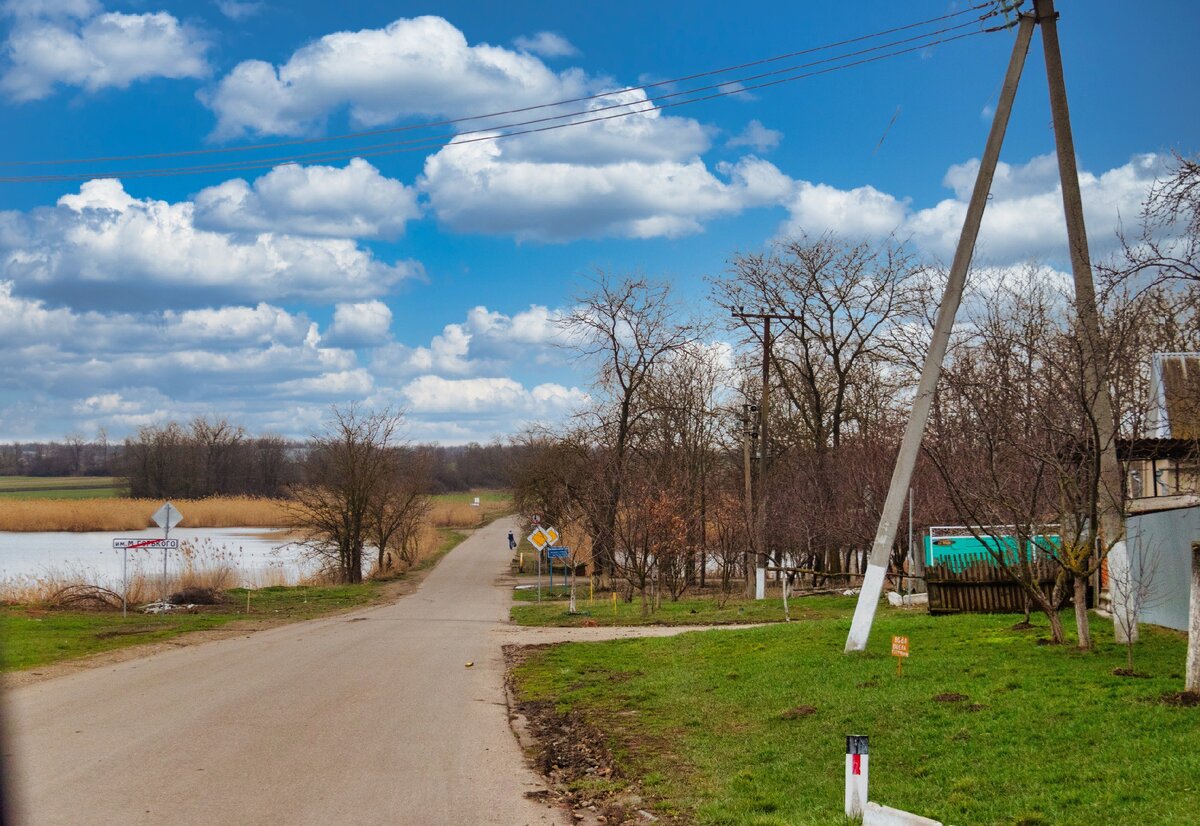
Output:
top-left (504, 643), bottom-right (679, 826)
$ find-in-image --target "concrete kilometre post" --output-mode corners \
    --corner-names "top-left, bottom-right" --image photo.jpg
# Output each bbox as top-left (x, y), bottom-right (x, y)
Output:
top-left (845, 734), bottom-right (869, 818)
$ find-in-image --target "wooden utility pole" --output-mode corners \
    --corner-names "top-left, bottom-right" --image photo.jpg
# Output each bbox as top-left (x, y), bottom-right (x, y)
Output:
top-left (732, 309), bottom-right (803, 599)
top-left (1034, 0), bottom-right (1130, 641)
top-left (845, 12), bottom-right (1036, 651)
top-left (741, 402), bottom-right (756, 597)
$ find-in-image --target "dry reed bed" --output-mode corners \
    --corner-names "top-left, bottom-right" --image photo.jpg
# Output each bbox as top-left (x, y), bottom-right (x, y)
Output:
top-left (0, 495), bottom-right (504, 533)
top-left (0, 497), bottom-right (293, 532)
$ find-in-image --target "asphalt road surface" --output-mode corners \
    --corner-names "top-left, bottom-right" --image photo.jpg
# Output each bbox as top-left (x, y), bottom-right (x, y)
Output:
top-left (4, 518), bottom-right (566, 826)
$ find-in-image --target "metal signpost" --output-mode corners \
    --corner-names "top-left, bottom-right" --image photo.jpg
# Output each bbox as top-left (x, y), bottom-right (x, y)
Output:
top-left (151, 501), bottom-right (184, 605)
top-left (112, 537), bottom-right (180, 616)
top-left (547, 546), bottom-right (568, 600)
top-left (527, 526), bottom-right (550, 602)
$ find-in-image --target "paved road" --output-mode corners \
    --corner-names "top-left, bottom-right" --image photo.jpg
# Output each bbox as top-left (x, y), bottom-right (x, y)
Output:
top-left (5, 518), bottom-right (565, 825)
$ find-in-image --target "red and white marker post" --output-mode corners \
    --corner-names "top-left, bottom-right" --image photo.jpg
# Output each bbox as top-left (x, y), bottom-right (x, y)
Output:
top-left (845, 734), bottom-right (869, 818)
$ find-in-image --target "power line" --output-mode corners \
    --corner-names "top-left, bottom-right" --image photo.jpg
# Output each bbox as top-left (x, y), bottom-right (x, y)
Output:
top-left (0, 25), bottom-right (998, 184)
top-left (0, 1), bottom-right (1001, 170)
top-left (2, 19), bottom-right (989, 182)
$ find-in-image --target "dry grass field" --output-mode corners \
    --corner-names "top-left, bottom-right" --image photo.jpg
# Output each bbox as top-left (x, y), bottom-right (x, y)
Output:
top-left (0, 490), bottom-right (512, 533)
top-left (0, 496), bottom-right (294, 532)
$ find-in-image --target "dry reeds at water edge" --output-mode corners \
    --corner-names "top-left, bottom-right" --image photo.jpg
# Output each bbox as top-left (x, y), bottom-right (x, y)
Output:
top-left (0, 496), bottom-right (294, 532)
top-left (0, 537), bottom-right (298, 606)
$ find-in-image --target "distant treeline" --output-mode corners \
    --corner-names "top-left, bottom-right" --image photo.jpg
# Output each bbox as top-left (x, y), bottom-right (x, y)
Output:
top-left (0, 418), bottom-right (525, 497)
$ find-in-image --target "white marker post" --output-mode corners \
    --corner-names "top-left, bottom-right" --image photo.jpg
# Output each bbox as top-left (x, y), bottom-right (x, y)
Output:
top-left (845, 735), bottom-right (869, 819)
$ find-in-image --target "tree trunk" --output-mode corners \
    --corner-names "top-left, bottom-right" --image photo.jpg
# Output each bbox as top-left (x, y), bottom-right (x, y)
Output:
top-left (1073, 575), bottom-right (1092, 650)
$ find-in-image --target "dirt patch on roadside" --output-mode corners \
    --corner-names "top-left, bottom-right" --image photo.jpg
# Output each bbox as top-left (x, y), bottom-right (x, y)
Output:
top-left (1161, 690), bottom-right (1200, 707)
top-left (2, 560), bottom-right (442, 690)
top-left (505, 644), bottom-right (675, 826)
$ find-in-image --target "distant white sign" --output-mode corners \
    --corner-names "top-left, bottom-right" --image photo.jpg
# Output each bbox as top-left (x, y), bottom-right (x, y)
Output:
top-left (113, 538), bottom-right (179, 549)
top-left (152, 501), bottom-right (184, 530)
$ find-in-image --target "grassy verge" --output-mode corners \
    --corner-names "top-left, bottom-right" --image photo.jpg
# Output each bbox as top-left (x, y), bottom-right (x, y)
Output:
top-left (510, 602), bottom-right (1200, 825)
top-left (0, 582), bottom-right (381, 672)
top-left (511, 589), bottom-right (843, 627)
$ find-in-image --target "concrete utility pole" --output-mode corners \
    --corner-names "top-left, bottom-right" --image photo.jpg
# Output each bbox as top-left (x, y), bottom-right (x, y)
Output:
top-left (845, 13), bottom-right (1036, 652)
top-left (732, 309), bottom-right (803, 599)
top-left (1034, 0), bottom-right (1131, 641)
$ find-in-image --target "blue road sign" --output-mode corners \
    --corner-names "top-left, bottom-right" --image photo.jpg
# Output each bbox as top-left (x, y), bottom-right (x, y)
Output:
top-left (546, 546), bottom-right (569, 559)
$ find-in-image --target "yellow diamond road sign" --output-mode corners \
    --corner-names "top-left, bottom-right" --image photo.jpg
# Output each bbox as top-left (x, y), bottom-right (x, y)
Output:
top-left (527, 528), bottom-right (549, 551)
top-left (545, 527), bottom-right (560, 545)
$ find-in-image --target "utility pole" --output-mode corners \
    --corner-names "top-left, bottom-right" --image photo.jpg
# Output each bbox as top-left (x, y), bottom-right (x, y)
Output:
top-left (741, 402), bottom-right (757, 598)
top-left (845, 12), bottom-right (1036, 652)
top-left (1034, 0), bottom-right (1130, 642)
top-left (732, 308), bottom-right (803, 599)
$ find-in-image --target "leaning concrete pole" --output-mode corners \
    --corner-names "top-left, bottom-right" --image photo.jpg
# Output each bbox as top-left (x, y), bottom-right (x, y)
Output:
top-left (1035, 0), bottom-right (1131, 642)
top-left (845, 13), bottom-right (1036, 652)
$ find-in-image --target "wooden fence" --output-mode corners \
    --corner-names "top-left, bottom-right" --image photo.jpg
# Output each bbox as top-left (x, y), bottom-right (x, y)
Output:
top-left (925, 554), bottom-right (1061, 615)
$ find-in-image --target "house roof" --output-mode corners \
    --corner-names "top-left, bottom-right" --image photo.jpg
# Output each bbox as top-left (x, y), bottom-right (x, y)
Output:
top-left (1149, 353), bottom-right (1200, 439)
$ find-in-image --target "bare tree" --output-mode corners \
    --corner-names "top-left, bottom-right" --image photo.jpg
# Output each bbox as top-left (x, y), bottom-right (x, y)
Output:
top-left (1107, 152), bottom-right (1200, 290)
top-left (1108, 533), bottom-right (1162, 674)
top-left (558, 273), bottom-right (698, 580)
top-left (289, 406), bottom-right (403, 584)
top-left (368, 448), bottom-right (433, 573)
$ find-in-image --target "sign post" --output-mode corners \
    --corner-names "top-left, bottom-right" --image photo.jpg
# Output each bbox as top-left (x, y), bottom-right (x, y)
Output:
top-left (151, 502), bottom-right (184, 606)
top-left (547, 545), bottom-right (569, 602)
top-left (891, 635), bottom-right (910, 676)
top-left (527, 527), bottom-right (550, 603)
top-left (112, 538), bottom-right (180, 616)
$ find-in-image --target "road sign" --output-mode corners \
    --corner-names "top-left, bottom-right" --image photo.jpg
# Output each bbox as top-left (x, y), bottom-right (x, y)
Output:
top-left (113, 538), bottom-right (179, 549)
top-left (546, 546), bottom-right (569, 559)
top-left (544, 526), bottom-right (560, 545)
top-left (527, 528), bottom-right (549, 551)
top-left (531, 514), bottom-right (541, 525)
top-left (152, 501), bottom-right (184, 530)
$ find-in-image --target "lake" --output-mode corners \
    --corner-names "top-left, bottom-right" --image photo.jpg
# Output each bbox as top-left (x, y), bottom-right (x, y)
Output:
top-left (0, 527), bottom-right (313, 590)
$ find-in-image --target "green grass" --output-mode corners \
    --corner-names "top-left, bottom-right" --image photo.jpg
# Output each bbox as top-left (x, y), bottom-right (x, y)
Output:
top-left (511, 602), bottom-right (1200, 825)
top-left (0, 476), bottom-right (126, 499)
top-left (432, 489), bottom-right (512, 505)
top-left (512, 590), bottom-right (844, 627)
top-left (0, 582), bottom-right (380, 671)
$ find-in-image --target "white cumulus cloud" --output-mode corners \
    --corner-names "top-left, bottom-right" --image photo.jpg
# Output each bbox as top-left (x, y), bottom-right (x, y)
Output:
top-left (1, 4), bottom-right (209, 101)
top-left (512, 31), bottom-right (578, 58)
top-left (204, 15), bottom-right (591, 139)
top-left (326, 301), bottom-right (393, 347)
top-left (0, 178), bottom-right (419, 307)
top-left (193, 158), bottom-right (420, 239)
top-left (727, 119), bottom-right (782, 152)
top-left (778, 152), bottom-right (1169, 266)
top-left (401, 375), bottom-right (585, 416)
top-left (421, 140), bottom-right (792, 241)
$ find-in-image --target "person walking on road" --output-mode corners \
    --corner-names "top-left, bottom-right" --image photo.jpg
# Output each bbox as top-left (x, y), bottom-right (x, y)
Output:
top-left (507, 530), bottom-right (516, 550)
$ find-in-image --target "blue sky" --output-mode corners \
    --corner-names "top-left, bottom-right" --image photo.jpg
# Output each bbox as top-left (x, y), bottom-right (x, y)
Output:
top-left (0, 0), bottom-right (1196, 444)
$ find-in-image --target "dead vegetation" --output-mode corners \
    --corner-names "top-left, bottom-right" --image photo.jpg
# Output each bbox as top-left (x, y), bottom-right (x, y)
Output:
top-left (0, 496), bottom-right (293, 532)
